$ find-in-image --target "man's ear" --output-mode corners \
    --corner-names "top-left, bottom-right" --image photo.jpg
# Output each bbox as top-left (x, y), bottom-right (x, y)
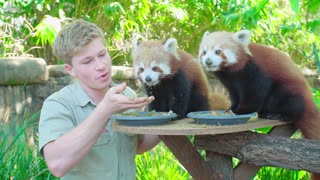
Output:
top-left (64, 64), bottom-right (75, 76)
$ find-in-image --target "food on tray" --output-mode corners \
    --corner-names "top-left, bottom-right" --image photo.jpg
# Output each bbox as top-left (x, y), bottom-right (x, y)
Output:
top-left (116, 110), bottom-right (171, 117)
top-left (201, 110), bottom-right (235, 116)
top-left (187, 110), bottom-right (256, 125)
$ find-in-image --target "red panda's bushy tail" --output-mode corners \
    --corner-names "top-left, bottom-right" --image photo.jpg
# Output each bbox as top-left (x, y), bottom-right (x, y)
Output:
top-left (296, 101), bottom-right (320, 180)
top-left (209, 92), bottom-right (230, 111)
top-left (297, 105), bottom-right (320, 140)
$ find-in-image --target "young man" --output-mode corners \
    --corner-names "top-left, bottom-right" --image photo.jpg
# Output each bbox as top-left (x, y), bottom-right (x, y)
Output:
top-left (38, 20), bottom-right (160, 179)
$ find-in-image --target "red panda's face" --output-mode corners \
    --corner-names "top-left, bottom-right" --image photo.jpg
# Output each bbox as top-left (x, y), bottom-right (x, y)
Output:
top-left (198, 30), bottom-right (252, 72)
top-left (131, 39), bottom-right (179, 87)
top-left (198, 32), bottom-right (239, 72)
top-left (133, 60), bottom-right (171, 86)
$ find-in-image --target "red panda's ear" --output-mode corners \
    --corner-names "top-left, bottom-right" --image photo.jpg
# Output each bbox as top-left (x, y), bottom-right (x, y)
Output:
top-left (203, 31), bottom-right (210, 37)
top-left (132, 34), bottom-right (145, 49)
top-left (201, 31), bottom-right (211, 43)
top-left (163, 38), bottom-right (178, 55)
top-left (233, 30), bottom-right (251, 45)
top-left (233, 30), bottom-right (252, 55)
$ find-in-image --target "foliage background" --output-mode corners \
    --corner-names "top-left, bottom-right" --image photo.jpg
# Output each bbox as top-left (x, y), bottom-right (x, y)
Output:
top-left (0, 0), bottom-right (319, 179)
top-left (0, 0), bottom-right (319, 68)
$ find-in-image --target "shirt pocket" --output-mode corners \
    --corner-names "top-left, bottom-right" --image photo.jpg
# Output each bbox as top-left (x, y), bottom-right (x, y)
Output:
top-left (94, 132), bottom-right (111, 146)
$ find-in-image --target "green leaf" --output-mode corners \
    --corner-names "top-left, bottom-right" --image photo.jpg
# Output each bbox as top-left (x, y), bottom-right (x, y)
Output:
top-left (289, 0), bottom-right (299, 14)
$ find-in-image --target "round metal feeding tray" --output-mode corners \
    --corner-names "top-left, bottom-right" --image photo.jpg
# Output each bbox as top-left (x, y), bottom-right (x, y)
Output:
top-left (111, 111), bottom-right (177, 126)
top-left (187, 110), bottom-right (257, 125)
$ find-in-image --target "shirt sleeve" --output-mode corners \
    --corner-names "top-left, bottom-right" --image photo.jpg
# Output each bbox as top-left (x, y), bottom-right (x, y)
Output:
top-left (38, 97), bottom-right (75, 156)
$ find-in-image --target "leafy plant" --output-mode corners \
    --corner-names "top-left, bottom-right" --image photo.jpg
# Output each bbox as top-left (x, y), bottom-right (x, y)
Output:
top-left (1, 0), bottom-right (319, 68)
top-left (255, 166), bottom-right (310, 180)
top-left (0, 0), bottom-right (72, 64)
top-left (72, 0), bottom-right (320, 68)
top-left (0, 109), bottom-right (56, 179)
top-left (136, 142), bottom-right (191, 180)
top-left (312, 88), bottom-right (320, 108)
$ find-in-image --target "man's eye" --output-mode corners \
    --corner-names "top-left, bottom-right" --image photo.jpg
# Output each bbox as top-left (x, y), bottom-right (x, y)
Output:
top-left (83, 60), bottom-right (91, 64)
top-left (99, 53), bottom-right (106, 57)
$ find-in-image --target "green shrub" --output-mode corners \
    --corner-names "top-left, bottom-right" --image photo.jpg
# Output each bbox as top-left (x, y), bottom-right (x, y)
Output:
top-left (136, 142), bottom-right (191, 180)
top-left (0, 110), bottom-right (56, 180)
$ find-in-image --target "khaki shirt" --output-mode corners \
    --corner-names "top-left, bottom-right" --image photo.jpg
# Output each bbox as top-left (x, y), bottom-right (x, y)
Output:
top-left (39, 80), bottom-right (139, 180)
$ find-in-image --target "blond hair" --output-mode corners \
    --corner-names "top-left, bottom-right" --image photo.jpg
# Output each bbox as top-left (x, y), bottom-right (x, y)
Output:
top-left (53, 20), bottom-right (105, 65)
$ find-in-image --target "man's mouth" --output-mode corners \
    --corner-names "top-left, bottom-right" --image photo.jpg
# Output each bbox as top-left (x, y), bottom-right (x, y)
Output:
top-left (98, 72), bottom-right (109, 79)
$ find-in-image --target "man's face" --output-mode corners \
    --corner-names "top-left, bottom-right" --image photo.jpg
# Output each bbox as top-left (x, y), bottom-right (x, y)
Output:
top-left (65, 37), bottom-right (112, 91)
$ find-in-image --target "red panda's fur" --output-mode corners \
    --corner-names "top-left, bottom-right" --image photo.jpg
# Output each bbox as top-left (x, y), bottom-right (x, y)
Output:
top-left (132, 37), bottom-right (230, 119)
top-left (177, 49), bottom-right (230, 111)
top-left (199, 30), bottom-right (320, 139)
top-left (207, 32), bottom-right (320, 139)
top-left (249, 43), bottom-right (320, 140)
top-left (199, 30), bottom-right (320, 179)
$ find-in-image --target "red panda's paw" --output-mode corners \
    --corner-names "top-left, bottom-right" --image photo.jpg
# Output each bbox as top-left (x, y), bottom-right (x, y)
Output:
top-left (224, 107), bottom-right (233, 114)
top-left (258, 113), bottom-right (291, 121)
top-left (209, 93), bottom-right (231, 111)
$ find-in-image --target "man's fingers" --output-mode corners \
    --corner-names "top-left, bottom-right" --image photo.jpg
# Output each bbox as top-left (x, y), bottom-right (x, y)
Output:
top-left (147, 96), bottom-right (155, 103)
top-left (111, 83), bottom-right (127, 94)
top-left (116, 96), bottom-right (155, 113)
top-left (128, 96), bottom-right (154, 104)
top-left (121, 96), bottom-right (154, 107)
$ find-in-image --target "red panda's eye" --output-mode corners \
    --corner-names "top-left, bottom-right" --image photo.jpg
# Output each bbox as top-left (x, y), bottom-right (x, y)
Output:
top-left (152, 66), bottom-right (159, 71)
top-left (215, 50), bottom-right (221, 55)
top-left (139, 67), bottom-right (144, 72)
top-left (202, 50), bottom-right (207, 56)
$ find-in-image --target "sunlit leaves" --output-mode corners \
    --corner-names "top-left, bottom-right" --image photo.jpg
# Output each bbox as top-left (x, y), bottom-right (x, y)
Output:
top-left (289, 0), bottom-right (299, 14)
top-left (34, 15), bottom-right (61, 46)
top-left (103, 2), bottom-right (126, 20)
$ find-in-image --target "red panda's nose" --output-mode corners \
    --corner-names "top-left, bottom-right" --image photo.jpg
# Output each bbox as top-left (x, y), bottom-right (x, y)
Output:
top-left (145, 76), bottom-right (152, 82)
top-left (205, 59), bottom-right (212, 66)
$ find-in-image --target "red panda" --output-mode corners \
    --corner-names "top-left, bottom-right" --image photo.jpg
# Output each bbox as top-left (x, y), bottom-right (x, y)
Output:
top-left (198, 30), bottom-right (320, 179)
top-left (131, 36), bottom-right (230, 119)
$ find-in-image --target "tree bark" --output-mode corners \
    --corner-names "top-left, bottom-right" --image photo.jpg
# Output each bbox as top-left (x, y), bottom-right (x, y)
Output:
top-left (195, 131), bottom-right (320, 173)
top-left (159, 135), bottom-right (218, 180)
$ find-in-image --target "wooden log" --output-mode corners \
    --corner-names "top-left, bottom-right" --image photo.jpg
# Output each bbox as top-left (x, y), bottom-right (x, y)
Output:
top-left (205, 151), bottom-right (233, 180)
top-left (234, 124), bottom-right (297, 180)
top-left (195, 131), bottom-right (320, 173)
top-left (159, 135), bottom-right (220, 180)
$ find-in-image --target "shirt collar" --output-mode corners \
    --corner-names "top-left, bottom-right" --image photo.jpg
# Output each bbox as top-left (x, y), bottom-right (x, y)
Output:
top-left (73, 80), bottom-right (97, 106)
top-left (73, 80), bottom-right (118, 107)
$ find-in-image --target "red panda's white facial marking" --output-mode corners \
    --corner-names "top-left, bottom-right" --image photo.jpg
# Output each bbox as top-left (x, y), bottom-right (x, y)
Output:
top-left (199, 45), bottom-right (224, 71)
top-left (132, 37), bottom-right (180, 87)
top-left (198, 31), bottom-right (243, 72)
top-left (134, 60), bottom-right (171, 87)
top-left (199, 44), bottom-right (239, 72)
top-left (223, 49), bottom-right (238, 64)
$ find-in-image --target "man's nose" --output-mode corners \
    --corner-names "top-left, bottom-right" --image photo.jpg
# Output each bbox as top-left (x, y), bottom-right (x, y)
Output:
top-left (95, 58), bottom-right (106, 70)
